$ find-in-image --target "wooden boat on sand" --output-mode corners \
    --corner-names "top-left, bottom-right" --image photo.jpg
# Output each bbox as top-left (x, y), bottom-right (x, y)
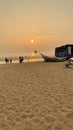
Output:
top-left (40, 53), bottom-right (67, 62)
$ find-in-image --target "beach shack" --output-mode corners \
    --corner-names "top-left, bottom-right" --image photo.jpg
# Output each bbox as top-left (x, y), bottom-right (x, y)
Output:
top-left (55, 44), bottom-right (73, 57)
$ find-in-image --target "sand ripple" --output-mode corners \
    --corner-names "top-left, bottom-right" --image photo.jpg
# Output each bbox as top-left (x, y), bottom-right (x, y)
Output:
top-left (0, 62), bottom-right (73, 130)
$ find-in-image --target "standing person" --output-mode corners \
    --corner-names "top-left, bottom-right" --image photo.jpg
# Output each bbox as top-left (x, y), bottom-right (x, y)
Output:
top-left (21, 56), bottom-right (23, 62)
top-left (5, 57), bottom-right (9, 64)
top-left (19, 56), bottom-right (24, 63)
top-left (19, 56), bottom-right (21, 63)
top-left (10, 57), bottom-right (12, 64)
top-left (5, 57), bottom-right (7, 64)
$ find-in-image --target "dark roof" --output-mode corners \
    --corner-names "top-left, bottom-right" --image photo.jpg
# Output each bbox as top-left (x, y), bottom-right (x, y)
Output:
top-left (56, 44), bottom-right (73, 49)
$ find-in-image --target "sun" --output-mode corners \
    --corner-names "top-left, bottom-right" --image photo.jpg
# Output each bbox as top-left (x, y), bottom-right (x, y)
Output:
top-left (30, 39), bottom-right (34, 43)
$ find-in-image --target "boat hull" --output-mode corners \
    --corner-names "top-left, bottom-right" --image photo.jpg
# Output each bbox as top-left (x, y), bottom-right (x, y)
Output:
top-left (40, 54), bottom-right (67, 62)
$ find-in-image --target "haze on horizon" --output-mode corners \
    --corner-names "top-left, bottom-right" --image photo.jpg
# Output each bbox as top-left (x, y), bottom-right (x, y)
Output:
top-left (0, 0), bottom-right (73, 57)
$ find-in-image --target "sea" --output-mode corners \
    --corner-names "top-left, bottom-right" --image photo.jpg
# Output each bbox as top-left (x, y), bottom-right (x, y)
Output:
top-left (0, 56), bottom-right (43, 65)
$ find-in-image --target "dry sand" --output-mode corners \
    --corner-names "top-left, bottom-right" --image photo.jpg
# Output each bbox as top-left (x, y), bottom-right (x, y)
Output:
top-left (0, 61), bottom-right (73, 130)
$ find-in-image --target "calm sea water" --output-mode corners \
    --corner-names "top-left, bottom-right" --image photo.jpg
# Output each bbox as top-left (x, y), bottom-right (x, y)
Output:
top-left (0, 57), bottom-right (43, 65)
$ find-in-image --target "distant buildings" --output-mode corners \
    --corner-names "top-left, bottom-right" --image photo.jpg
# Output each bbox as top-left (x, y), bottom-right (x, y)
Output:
top-left (55, 44), bottom-right (73, 57)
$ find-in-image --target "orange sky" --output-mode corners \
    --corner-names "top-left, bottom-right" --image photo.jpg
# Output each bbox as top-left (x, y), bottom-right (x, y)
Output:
top-left (0, 0), bottom-right (73, 56)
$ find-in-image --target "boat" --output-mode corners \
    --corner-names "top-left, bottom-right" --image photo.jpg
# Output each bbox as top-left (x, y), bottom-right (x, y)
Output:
top-left (40, 53), bottom-right (67, 62)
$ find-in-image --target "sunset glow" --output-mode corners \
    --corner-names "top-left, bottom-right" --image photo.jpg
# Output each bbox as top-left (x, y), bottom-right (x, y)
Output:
top-left (30, 40), bottom-right (34, 44)
top-left (0, 0), bottom-right (73, 56)
top-left (31, 52), bottom-right (36, 57)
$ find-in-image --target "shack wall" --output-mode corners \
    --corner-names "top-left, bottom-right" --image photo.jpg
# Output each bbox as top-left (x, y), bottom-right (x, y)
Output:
top-left (55, 44), bottom-right (73, 57)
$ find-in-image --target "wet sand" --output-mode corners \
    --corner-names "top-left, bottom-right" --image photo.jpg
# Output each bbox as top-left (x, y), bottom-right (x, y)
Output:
top-left (0, 61), bottom-right (73, 130)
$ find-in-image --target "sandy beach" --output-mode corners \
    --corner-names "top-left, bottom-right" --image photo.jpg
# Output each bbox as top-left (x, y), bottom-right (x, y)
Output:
top-left (0, 61), bottom-right (73, 130)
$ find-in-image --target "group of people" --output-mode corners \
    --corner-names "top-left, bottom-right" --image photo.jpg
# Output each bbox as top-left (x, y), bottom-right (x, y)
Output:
top-left (5, 56), bottom-right (24, 64)
top-left (5, 57), bottom-right (12, 64)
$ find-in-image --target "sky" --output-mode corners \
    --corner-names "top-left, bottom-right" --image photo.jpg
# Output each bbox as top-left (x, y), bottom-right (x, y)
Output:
top-left (0, 0), bottom-right (73, 56)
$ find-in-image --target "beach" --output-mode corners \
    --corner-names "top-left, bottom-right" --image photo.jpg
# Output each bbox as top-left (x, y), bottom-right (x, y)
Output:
top-left (0, 61), bottom-right (73, 130)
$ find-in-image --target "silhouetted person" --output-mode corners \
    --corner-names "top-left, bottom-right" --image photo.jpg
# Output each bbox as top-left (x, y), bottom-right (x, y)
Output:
top-left (5, 57), bottom-right (9, 64)
top-left (19, 56), bottom-right (24, 63)
top-left (10, 58), bottom-right (12, 64)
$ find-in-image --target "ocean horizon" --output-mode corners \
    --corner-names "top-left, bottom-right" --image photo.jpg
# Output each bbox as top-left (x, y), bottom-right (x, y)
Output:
top-left (0, 55), bottom-right (43, 64)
